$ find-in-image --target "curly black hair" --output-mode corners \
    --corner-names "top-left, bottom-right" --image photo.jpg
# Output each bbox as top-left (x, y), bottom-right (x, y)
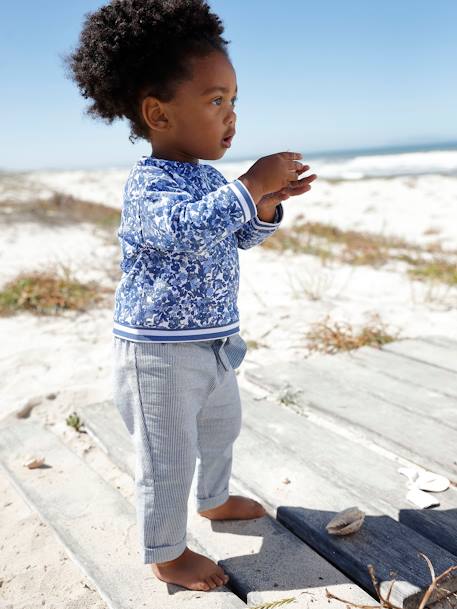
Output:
top-left (63, 0), bottom-right (231, 143)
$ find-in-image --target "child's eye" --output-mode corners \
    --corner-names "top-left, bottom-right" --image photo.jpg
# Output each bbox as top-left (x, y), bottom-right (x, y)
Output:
top-left (212, 96), bottom-right (238, 107)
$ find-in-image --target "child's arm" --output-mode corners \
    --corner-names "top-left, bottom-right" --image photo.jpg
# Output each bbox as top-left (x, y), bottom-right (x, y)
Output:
top-left (133, 169), bottom-right (258, 255)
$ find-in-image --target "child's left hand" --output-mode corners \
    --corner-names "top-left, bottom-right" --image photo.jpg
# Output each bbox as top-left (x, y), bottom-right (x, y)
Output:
top-left (257, 164), bottom-right (318, 212)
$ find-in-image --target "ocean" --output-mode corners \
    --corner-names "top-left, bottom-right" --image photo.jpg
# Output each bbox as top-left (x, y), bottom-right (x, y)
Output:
top-left (223, 141), bottom-right (457, 181)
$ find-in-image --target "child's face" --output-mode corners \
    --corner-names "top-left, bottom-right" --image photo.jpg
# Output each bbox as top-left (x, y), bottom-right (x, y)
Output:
top-left (142, 51), bottom-right (237, 164)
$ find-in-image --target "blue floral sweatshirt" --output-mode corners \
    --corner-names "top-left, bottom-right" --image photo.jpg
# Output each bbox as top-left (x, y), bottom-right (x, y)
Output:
top-left (112, 155), bottom-right (284, 342)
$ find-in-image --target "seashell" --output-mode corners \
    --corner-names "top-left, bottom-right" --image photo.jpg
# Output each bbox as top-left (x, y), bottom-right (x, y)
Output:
top-left (415, 472), bottom-right (449, 493)
top-left (326, 506), bottom-right (365, 536)
top-left (398, 467), bottom-right (449, 493)
top-left (406, 487), bottom-right (440, 509)
top-left (24, 456), bottom-right (45, 469)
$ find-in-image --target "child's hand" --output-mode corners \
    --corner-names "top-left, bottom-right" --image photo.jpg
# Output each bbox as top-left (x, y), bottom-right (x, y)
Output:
top-left (239, 151), bottom-right (306, 202)
top-left (257, 165), bottom-right (317, 210)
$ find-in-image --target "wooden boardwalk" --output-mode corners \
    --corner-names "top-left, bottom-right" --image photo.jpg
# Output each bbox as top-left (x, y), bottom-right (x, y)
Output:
top-left (0, 335), bottom-right (456, 608)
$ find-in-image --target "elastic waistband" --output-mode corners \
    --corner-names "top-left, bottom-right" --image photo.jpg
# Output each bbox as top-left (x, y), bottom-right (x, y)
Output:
top-left (112, 320), bottom-right (240, 343)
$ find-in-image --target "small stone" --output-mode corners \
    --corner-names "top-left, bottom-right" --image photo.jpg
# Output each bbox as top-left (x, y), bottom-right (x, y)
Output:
top-left (282, 477), bottom-right (291, 484)
top-left (24, 456), bottom-right (45, 469)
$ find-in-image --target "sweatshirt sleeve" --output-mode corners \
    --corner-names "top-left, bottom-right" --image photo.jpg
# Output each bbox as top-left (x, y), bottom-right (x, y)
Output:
top-left (235, 203), bottom-right (284, 250)
top-left (136, 171), bottom-right (257, 255)
top-left (203, 165), bottom-right (284, 250)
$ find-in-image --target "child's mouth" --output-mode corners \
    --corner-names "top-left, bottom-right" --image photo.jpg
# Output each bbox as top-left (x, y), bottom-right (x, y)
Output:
top-left (222, 135), bottom-right (233, 148)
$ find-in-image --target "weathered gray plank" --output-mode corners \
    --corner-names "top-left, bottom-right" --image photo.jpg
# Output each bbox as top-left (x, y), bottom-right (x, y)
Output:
top-left (274, 348), bottom-right (457, 431)
top-left (348, 344), bottom-right (457, 399)
top-left (382, 338), bottom-right (457, 374)
top-left (83, 400), bottom-right (378, 608)
top-left (85, 399), bottom-right (457, 608)
top-left (276, 507), bottom-right (457, 609)
top-left (245, 360), bottom-right (457, 482)
top-left (241, 393), bottom-right (457, 556)
top-left (421, 336), bottom-right (457, 351)
top-left (0, 420), bottom-right (245, 609)
top-left (237, 388), bottom-right (457, 556)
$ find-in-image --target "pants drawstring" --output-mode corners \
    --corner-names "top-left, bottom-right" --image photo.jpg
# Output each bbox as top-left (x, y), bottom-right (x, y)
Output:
top-left (211, 338), bottom-right (230, 371)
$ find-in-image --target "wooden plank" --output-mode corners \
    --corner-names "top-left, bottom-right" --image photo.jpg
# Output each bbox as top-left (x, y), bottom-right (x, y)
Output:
top-left (239, 389), bottom-right (457, 557)
top-left (83, 400), bottom-right (378, 609)
top-left (85, 400), bottom-right (457, 608)
top-left (0, 420), bottom-right (245, 609)
top-left (276, 506), bottom-right (457, 609)
top-left (286, 348), bottom-right (457, 430)
top-left (421, 336), bottom-right (457, 351)
top-left (382, 338), bottom-right (457, 374)
top-left (400, 507), bottom-right (457, 560)
top-left (348, 344), bottom-right (457, 399)
top-left (245, 359), bottom-right (457, 482)
top-left (287, 349), bottom-right (457, 430)
top-left (242, 391), bottom-right (457, 555)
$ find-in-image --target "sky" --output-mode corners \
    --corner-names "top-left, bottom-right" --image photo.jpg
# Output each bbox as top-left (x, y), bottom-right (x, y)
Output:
top-left (1, 0), bottom-right (456, 171)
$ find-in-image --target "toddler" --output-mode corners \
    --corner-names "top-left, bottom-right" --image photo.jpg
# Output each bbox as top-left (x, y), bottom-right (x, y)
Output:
top-left (65, 0), bottom-right (316, 593)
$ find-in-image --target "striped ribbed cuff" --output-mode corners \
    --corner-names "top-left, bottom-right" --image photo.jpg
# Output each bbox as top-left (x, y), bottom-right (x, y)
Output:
top-left (228, 179), bottom-right (257, 222)
top-left (252, 203), bottom-right (284, 231)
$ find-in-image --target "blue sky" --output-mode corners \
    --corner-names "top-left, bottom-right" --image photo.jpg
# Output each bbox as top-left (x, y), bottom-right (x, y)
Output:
top-left (1, 0), bottom-right (456, 171)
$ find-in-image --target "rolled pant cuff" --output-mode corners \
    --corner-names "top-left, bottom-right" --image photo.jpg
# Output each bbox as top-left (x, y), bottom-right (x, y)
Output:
top-left (196, 488), bottom-right (230, 512)
top-left (143, 536), bottom-right (187, 564)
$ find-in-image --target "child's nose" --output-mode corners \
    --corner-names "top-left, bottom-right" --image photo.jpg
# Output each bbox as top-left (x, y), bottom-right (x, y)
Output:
top-left (228, 109), bottom-right (237, 123)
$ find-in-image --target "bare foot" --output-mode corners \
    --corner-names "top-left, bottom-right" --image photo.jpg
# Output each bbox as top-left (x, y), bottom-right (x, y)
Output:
top-left (199, 494), bottom-right (267, 520)
top-left (151, 546), bottom-right (229, 591)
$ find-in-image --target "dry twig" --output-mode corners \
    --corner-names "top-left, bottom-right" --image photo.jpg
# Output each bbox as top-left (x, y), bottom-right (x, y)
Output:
top-left (325, 554), bottom-right (457, 609)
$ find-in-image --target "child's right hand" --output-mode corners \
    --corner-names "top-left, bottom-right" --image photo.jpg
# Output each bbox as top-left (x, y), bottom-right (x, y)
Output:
top-left (238, 151), bottom-right (306, 203)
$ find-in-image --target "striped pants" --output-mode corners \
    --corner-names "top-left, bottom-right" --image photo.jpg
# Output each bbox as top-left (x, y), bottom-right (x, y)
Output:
top-left (112, 334), bottom-right (248, 563)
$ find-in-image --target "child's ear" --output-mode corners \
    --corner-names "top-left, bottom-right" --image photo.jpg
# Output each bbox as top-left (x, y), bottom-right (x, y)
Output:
top-left (141, 96), bottom-right (169, 132)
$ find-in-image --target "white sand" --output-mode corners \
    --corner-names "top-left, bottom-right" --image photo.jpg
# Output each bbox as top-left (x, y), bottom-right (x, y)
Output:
top-left (1, 162), bottom-right (456, 606)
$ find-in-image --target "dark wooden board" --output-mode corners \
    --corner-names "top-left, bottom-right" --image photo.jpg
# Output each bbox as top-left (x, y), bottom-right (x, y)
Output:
top-left (277, 506), bottom-right (457, 609)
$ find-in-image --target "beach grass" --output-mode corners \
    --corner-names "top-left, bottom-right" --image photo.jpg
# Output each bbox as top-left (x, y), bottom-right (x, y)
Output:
top-left (262, 220), bottom-right (457, 284)
top-left (261, 220), bottom-right (410, 267)
top-left (0, 193), bottom-right (120, 231)
top-left (0, 264), bottom-right (112, 317)
top-left (305, 313), bottom-right (398, 354)
top-left (408, 258), bottom-right (457, 286)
